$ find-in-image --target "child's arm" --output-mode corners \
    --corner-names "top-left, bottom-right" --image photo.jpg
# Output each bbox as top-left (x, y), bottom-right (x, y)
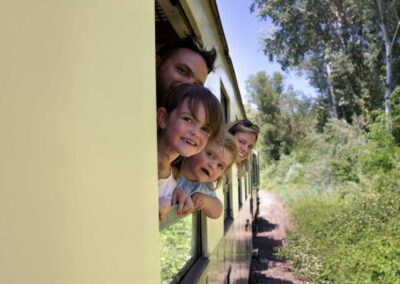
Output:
top-left (159, 197), bottom-right (171, 220)
top-left (171, 187), bottom-right (194, 215)
top-left (192, 193), bottom-right (223, 219)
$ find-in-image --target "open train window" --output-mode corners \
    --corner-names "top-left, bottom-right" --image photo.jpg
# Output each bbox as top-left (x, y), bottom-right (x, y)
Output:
top-left (156, 0), bottom-right (195, 47)
top-left (160, 211), bottom-right (202, 283)
top-left (245, 175), bottom-right (248, 200)
top-left (156, 2), bottom-right (179, 47)
top-left (156, 1), bottom-right (208, 282)
top-left (238, 178), bottom-right (243, 208)
top-left (220, 84), bottom-right (230, 124)
top-left (221, 85), bottom-right (233, 230)
top-left (251, 152), bottom-right (259, 187)
top-left (224, 181), bottom-right (233, 231)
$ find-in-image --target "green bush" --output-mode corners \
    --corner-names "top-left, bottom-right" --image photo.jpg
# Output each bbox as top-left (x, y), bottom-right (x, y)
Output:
top-left (359, 115), bottom-right (398, 174)
top-left (269, 118), bottom-right (400, 283)
top-left (389, 86), bottom-right (400, 145)
top-left (331, 154), bottom-right (359, 183)
top-left (278, 172), bottom-right (400, 283)
top-left (160, 217), bottom-right (193, 283)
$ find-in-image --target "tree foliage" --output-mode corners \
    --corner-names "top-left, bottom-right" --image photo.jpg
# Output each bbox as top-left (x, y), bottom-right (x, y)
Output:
top-left (246, 71), bottom-right (313, 161)
top-left (389, 86), bottom-right (400, 144)
top-left (250, 0), bottom-right (400, 125)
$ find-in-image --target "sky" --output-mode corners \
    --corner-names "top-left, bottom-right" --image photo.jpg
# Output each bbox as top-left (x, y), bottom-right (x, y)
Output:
top-left (216, 0), bottom-right (317, 101)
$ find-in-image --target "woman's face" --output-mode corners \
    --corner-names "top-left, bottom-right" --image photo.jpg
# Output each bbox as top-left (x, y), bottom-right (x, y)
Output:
top-left (233, 132), bottom-right (257, 163)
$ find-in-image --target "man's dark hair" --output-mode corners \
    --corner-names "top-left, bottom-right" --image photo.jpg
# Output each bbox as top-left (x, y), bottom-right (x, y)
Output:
top-left (157, 35), bottom-right (217, 73)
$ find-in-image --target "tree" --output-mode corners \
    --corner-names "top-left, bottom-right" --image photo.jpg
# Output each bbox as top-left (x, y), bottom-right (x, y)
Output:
top-left (374, 0), bottom-right (400, 126)
top-left (247, 71), bottom-right (282, 161)
top-left (246, 71), bottom-right (313, 161)
top-left (250, 0), bottom-right (400, 125)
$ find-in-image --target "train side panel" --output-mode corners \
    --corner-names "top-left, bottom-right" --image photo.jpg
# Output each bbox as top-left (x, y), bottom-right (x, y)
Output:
top-left (0, 1), bottom-right (160, 283)
top-left (197, 166), bottom-right (254, 283)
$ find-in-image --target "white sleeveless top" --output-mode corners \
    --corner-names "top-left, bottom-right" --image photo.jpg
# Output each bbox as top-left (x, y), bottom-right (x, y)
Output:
top-left (158, 172), bottom-right (177, 202)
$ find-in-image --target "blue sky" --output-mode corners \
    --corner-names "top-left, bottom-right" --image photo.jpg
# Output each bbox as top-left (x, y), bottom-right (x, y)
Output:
top-left (216, 0), bottom-right (317, 101)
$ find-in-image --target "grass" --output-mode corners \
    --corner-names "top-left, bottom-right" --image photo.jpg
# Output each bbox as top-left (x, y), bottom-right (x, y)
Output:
top-left (263, 118), bottom-right (400, 283)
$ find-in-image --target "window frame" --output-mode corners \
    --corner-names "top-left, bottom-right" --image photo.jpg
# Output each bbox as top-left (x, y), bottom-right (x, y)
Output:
top-left (156, 2), bottom-right (211, 281)
top-left (159, 207), bottom-right (204, 283)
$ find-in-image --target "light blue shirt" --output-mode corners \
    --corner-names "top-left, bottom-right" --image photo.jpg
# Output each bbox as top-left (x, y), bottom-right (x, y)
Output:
top-left (176, 176), bottom-right (217, 199)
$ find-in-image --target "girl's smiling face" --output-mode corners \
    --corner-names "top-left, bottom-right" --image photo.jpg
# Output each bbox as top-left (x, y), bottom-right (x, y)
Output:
top-left (183, 141), bottom-right (235, 182)
top-left (159, 99), bottom-right (211, 158)
top-left (234, 132), bottom-right (257, 163)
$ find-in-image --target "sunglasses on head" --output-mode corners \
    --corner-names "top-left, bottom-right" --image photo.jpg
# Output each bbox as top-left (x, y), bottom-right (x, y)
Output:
top-left (233, 119), bottom-right (260, 132)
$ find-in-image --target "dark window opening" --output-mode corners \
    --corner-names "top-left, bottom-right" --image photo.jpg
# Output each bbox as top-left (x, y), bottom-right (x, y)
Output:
top-left (156, 1), bottom-right (205, 283)
top-left (220, 87), bottom-right (229, 124)
top-left (238, 178), bottom-right (243, 208)
top-left (155, 2), bottom-right (180, 45)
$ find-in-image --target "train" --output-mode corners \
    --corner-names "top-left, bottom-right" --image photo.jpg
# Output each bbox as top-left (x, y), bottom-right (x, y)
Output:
top-left (0, 0), bottom-right (260, 283)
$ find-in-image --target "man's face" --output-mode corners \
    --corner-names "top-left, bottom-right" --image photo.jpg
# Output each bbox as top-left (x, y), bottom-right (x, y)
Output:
top-left (156, 48), bottom-right (208, 96)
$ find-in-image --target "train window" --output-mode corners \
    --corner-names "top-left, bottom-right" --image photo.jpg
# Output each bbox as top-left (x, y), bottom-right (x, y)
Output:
top-left (156, 2), bottom-right (179, 45)
top-left (156, 0), bottom-right (195, 46)
top-left (246, 175), bottom-right (250, 199)
top-left (221, 86), bottom-right (233, 229)
top-left (238, 178), bottom-right (243, 208)
top-left (248, 175), bottom-right (251, 196)
top-left (225, 265), bottom-right (232, 284)
top-left (220, 84), bottom-right (230, 123)
top-left (252, 153), bottom-right (259, 187)
top-left (160, 210), bottom-right (202, 283)
top-left (156, 1), bottom-right (208, 282)
top-left (223, 181), bottom-right (233, 230)
top-left (244, 175), bottom-right (248, 200)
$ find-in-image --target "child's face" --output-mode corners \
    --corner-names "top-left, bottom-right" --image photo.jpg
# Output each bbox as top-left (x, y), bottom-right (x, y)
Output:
top-left (162, 99), bottom-right (211, 157)
top-left (234, 132), bottom-right (257, 163)
top-left (183, 141), bottom-right (235, 182)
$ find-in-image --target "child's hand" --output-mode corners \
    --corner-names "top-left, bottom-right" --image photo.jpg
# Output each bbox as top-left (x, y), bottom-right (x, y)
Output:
top-left (192, 193), bottom-right (207, 210)
top-left (171, 188), bottom-right (194, 215)
top-left (192, 193), bottom-right (223, 219)
top-left (159, 197), bottom-right (171, 220)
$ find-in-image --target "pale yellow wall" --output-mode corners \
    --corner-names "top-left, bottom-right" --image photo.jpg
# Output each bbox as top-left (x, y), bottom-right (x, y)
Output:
top-left (0, 1), bottom-right (159, 283)
top-left (206, 164), bottom-right (240, 253)
top-left (205, 188), bottom-right (224, 253)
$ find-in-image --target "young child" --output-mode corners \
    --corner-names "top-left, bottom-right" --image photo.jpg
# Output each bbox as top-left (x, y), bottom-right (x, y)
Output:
top-left (170, 131), bottom-right (238, 219)
top-left (157, 83), bottom-right (223, 219)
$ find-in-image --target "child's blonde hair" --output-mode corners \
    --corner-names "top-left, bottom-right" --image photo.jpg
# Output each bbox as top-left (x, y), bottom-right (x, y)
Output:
top-left (210, 130), bottom-right (238, 189)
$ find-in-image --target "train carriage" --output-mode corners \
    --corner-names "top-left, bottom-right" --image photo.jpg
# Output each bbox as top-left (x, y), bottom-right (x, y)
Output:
top-left (0, 1), bottom-right (260, 283)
